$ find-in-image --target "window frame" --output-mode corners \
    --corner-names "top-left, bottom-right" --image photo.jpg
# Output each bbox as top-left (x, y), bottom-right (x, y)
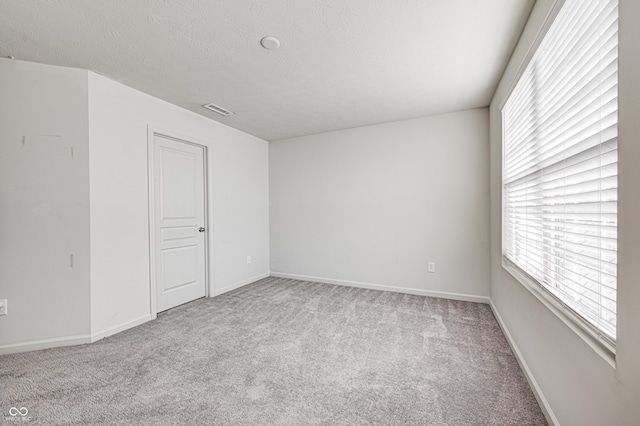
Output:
top-left (499, 0), bottom-right (617, 367)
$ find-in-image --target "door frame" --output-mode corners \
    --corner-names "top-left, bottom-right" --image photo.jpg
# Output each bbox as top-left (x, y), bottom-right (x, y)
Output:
top-left (147, 126), bottom-right (210, 318)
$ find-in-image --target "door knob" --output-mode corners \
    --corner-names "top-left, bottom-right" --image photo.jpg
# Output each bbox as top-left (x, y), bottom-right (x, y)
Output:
top-left (198, 227), bottom-right (206, 232)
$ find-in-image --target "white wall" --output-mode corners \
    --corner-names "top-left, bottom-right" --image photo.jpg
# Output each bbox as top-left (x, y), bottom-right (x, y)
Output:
top-left (88, 73), bottom-right (270, 337)
top-left (0, 59), bottom-right (91, 349)
top-left (270, 109), bottom-right (490, 301)
top-left (0, 59), bottom-right (269, 352)
top-left (489, 0), bottom-right (640, 424)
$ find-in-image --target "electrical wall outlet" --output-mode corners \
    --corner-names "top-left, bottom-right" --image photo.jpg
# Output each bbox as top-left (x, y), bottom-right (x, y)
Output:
top-left (246, 256), bottom-right (252, 264)
top-left (0, 299), bottom-right (7, 316)
top-left (428, 262), bottom-right (436, 273)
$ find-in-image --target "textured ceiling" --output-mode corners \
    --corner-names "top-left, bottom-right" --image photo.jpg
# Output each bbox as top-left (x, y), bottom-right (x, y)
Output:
top-left (0, 0), bottom-right (534, 141)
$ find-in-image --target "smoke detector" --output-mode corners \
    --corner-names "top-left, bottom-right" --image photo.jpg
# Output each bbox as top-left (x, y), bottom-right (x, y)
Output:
top-left (260, 36), bottom-right (280, 50)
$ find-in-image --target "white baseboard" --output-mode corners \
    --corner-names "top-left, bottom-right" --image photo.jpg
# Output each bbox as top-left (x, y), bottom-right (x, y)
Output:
top-left (90, 313), bottom-right (153, 343)
top-left (0, 334), bottom-right (91, 356)
top-left (270, 271), bottom-right (489, 304)
top-left (213, 272), bottom-right (271, 296)
top-left (489, 300), bottom-right (559, 426)
top-left (1, 272), bottom-right (271, 355)
top-left (0, 314), bottom-right (155, 355)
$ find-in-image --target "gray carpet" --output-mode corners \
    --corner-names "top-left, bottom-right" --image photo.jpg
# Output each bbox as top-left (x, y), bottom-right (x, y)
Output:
top-left (1, 277), bottom-right (547, 425)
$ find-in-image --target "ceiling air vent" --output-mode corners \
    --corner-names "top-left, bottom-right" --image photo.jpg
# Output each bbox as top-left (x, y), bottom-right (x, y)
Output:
top-left (202, 103), bottom-right (235, 117)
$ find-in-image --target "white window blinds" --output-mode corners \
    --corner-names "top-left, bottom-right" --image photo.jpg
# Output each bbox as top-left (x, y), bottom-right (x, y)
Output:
top-left (502, 0), bottom-right (618, 343)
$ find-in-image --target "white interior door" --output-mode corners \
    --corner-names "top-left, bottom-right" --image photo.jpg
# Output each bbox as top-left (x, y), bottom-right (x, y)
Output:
top-left (153, 135), bottom-right (207, 312)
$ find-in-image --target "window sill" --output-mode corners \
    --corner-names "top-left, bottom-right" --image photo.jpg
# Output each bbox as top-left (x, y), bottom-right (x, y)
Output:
top-left (502, 260), bottom-right (616, 369)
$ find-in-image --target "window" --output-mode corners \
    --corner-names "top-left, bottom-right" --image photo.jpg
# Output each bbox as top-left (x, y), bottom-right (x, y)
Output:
top-left (502, 0), bottom-right (618, 345)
